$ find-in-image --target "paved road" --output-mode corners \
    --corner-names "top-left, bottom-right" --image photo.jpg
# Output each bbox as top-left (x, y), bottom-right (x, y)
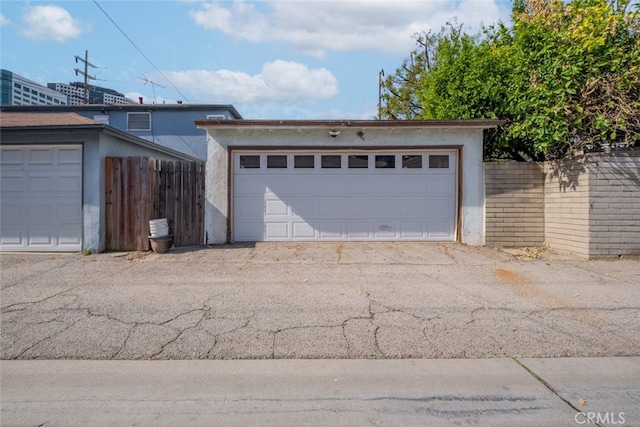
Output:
top-left (1, 243), bottom-right (640, 359)
top-left (2, 357), bottom-right (638, 426)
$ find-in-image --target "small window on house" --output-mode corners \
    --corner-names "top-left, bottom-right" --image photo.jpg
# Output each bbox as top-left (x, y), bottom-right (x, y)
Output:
top-left (348, 155), bottom-right (368, 168)
top-left (14, 83), bottom-right (22, 89)
top-left (375, 155), bottom-right (395, 169)
top-left (267, 155), bottom-right (287, 168)
top-left (321, 155), bottom-right (342, 168)
top-left (402, 155), bottom-right (422, 168)
top-left (294, 155), bottom-right (314, 168)
top-left (239, 155), bottom-right (260, 169)
top-left (127, 112), bottom-right (151, 131)
top-left (429, 155), bottom-right (450, 168)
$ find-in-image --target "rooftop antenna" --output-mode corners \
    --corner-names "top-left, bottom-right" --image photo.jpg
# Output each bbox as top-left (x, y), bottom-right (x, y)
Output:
top-left (138, 75), bottom-right (165, 103)
top-left (74, 50), bottom-right (97, 104)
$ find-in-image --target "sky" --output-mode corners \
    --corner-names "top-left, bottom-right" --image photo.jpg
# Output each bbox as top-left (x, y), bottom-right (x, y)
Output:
top-left (0, 0), bottom-right (512, 119)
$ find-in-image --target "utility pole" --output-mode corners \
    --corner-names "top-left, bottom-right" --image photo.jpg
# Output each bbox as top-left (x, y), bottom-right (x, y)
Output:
top-left (74, 50), bottom-right (97, 104)
top-left (378, 69), bottom-right (385, 120)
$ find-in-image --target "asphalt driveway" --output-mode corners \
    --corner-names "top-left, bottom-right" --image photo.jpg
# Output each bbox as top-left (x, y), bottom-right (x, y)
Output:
top-left (1, 242), bottom-right (639, 360)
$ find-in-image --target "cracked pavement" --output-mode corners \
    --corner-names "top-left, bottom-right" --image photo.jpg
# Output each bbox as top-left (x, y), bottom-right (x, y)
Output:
top-left (1, 242), bottom-right (639, 360)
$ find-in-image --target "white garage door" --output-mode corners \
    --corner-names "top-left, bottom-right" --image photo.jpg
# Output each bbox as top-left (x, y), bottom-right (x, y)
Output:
top-left (1, 145), bottom-right (83, 252)
top-left (233, 150), bottom-right (457, 241)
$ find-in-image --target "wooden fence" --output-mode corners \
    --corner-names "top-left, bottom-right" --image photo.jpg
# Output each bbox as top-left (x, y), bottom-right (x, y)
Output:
top-left (105, 157), bottom-right (205, 251)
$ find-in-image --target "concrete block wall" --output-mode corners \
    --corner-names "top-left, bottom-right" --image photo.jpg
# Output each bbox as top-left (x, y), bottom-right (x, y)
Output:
top-left (544, 158), bottom-right (591, 257)
top-left (485, 152), bottom-right (640, 258)
top-left (586, 153), bottom-right (640, 256)
top-left (484, 162), bottom-right (545, 247)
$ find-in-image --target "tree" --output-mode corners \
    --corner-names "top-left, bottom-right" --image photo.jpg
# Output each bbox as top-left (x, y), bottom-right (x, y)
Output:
top-left (379, 0), bottom-right (640, 160)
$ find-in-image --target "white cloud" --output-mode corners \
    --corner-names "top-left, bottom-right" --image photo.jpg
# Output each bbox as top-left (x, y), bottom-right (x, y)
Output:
top-left (21, 5), bottom-right (86, 42)
top-left (152, 60), bottom-right (338, 104)
top-left (189, 0), bottom-right (510, 57)
top-left (0, 14), bottom-right (9, 27)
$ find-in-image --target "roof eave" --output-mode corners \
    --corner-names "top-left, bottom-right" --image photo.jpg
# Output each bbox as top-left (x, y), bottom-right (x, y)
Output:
top-left (195, 119), bottom-right (505, 130)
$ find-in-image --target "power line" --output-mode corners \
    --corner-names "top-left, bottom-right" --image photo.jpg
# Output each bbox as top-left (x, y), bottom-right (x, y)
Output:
top-left (92, 0), bottom-right (191, 103)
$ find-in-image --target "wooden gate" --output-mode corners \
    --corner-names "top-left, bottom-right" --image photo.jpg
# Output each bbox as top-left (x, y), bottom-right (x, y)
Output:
top-left (105, 157), bottom-right (205, 251)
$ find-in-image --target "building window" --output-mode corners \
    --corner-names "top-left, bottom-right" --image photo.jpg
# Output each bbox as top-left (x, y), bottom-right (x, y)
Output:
top-left (429, 155), bottom-right (450, 169)
top-left (294, 155), bottom-right (314, 169)
top-left (375, 155), bottom-right (395, 169)
top-left (127, 112), bottom-right (151, 131)
top-left (321, 155), bottom-right (341, 168)
top-left (348, 155), bottom-right (368, 168)
top-left (402, 155), bottom-right (422, 169)
top-left (14, 83), bottom-right (21, 89)
top-left (239, 155), bottom-right (260, 169)
top-left (267, 155), bottom-right (287, 168)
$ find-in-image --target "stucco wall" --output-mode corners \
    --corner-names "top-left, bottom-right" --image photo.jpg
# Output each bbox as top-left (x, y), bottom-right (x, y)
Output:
top-left (484, 162), bottom-right (545, 247)
top-left (203, 125), bottom-right (486, 245)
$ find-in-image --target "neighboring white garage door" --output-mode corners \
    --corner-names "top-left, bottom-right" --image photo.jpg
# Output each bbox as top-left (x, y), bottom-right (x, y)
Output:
top-left (233, 150), bottom-right (457, 241)
top-left (1, 145), bottom-right (83, 252)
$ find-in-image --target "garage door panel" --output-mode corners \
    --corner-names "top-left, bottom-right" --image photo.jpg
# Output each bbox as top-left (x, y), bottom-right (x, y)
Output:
top-left (58, 148), bottom-right (82, 164)
top-left (234, 197), bottom-right (263, 219)
top-left (58, 176), bottom-right (82, 192)
top-left (401, 198), bottom-right (428, 218)
top-left (0, 229), bottom-right (22, 245)
top-left (1, 149), bottom-right (23, 165)
top-left (28, 175), bottom-right (53, 192)
top-left (400, 222), bottom-right (427, 238)
top-left (28, 227), bottom-right (53, 245)
top-left (29, 149), bottom-right (53, 165)
top-left (28, 202), bottom-right (53, 222)
top-left (373, 222), bottom-right (396, 238)
top-left (375, 179), bottom-right (397, 194)
top-left (346, 177), bottom-right (371, 194)
top-left (265, 222), bottom-right (288, 239)
top-left (235, 178), bottom-right (265, 195)
top-left (265, 199), bottom-right (288, 216)
top-left (428, 198), bottom-right (455, 218)
top-left (292, 222), bottom-right (316, 239)
top-left (429, 221), bottom-right (454, 238)
top-left (291, 198), bottom-right (316, 217)
top-left (346, 222), bottom-right (370, 238)
top-left (399, 177), bottom-right (424, 194)
top-left (317, 176), bottom-right (344, 194)
top-left (373, 198), bottom-right (398, 217)
top-left (318, 198), bottom-right (344, 219)
top-left (1, 174), bottom-right (23, 192)
top-left (233, 151), bottom-right (457, 242)
top-left (318, 222), bottom-right (343, 239)
top-left (428, 175), bottom-right (456, 194)
top-left (1, 145), bottom-right (82, 252)
top-left (346, 198), bottom-right (372, 218)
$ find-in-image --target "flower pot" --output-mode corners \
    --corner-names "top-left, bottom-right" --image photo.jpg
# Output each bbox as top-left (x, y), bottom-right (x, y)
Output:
top-left (149, 234), bottom-right (173, 254)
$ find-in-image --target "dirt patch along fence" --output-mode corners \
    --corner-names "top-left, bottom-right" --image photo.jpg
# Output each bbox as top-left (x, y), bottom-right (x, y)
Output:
top-left (105, 157), bottom-right (205, 251)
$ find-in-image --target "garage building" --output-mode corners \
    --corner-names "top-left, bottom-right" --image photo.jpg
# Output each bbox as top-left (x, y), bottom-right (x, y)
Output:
top-left (196, 120), bottom-right (502, 245)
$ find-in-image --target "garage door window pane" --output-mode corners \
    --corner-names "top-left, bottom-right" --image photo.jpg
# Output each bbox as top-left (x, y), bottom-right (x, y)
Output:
top-left (294, 155), bottom-right (315, 168)
top-left (239, 155), bottom-right (260, 169)
top-left (429, 155), bottom-right (449, 168)
top-left (321, 155), bottom-right (341, 168)
top-left (267, 155), bottom-right (288, 168)
top-left (402, 155), bottom-right (422, 169)
top-left (375, 155), bottom-right (395, 169)
top-left (348, 155), bottom-right (368, 168)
